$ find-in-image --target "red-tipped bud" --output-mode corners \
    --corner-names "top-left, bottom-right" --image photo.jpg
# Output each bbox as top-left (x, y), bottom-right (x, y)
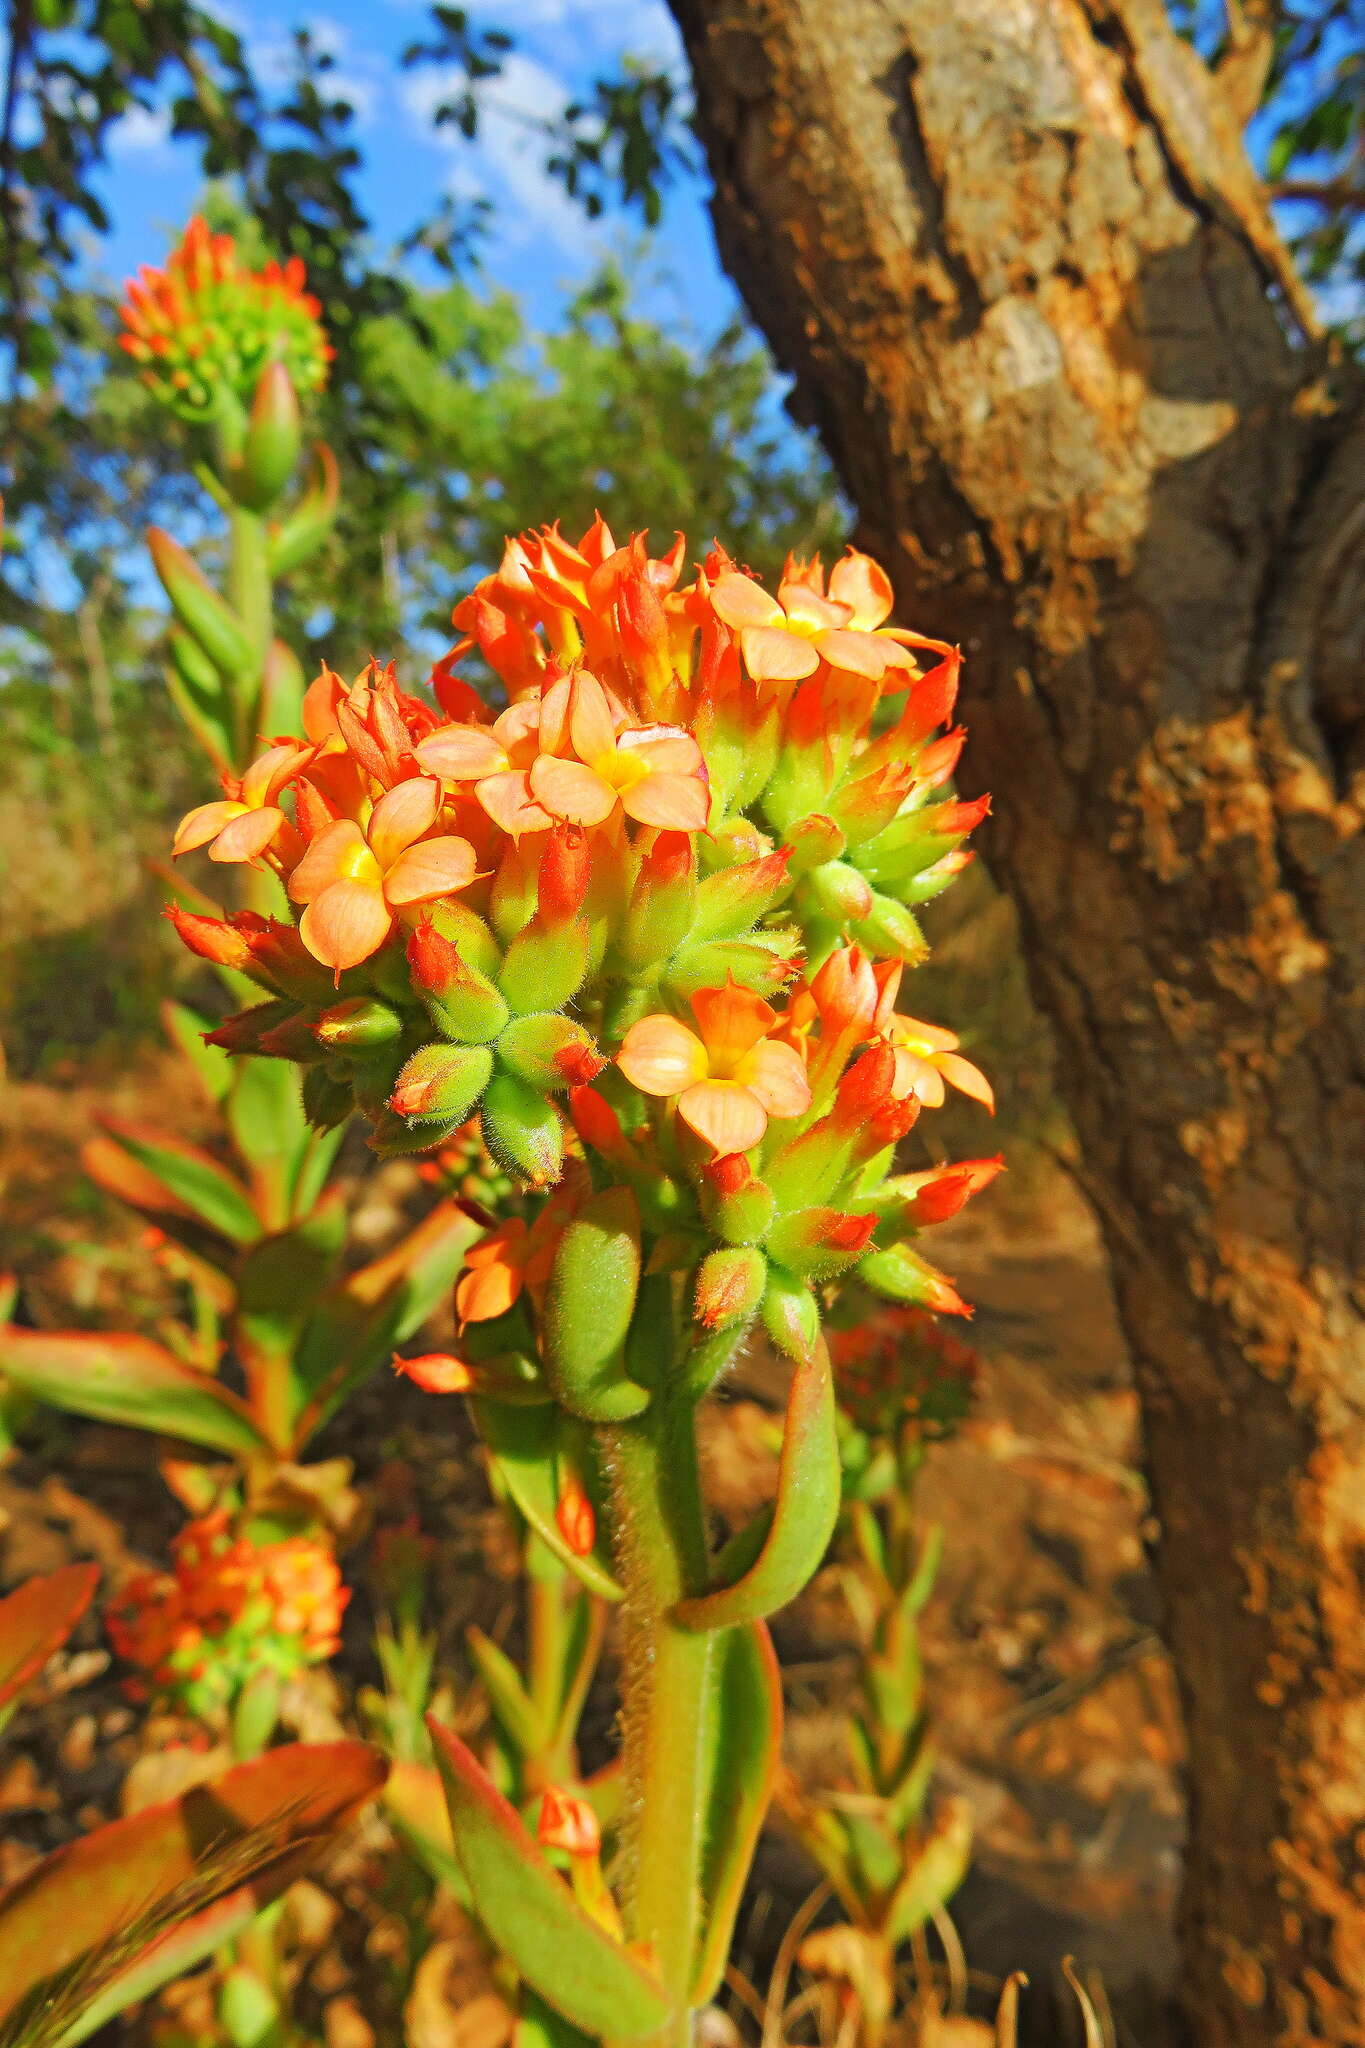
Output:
top-left (497, 1013), bottom-right (605, 1093)
top-left (554, 1476), bottom-right (597, 1558)
top-left (699, 1152), bottom-right (777, 1245)
top-left (784, 814), bottom-right (846, 878)
top-left (899, 1155), bottom-right (1005, 1225)
top-left (924, 793), bottom-right (991, 839)
top-left (233, 359), bottom-right (302, 509)
top-left (765, 1205), bottom-right (878, 1281)
top-left (917, 726), bottom-right (967, 788)
top-left (620, 830), bottom-right (697, 971)
top-left (203, 1002), bottom-right (299, 1054)
top-left (856, 1242), bottom-right (973, 1318)
top-left (390, 1043), bottom-right (494, 1124)
top-left (538, 827), bottom-right (592, 925)
top-left (165, 906), bottom-right (259, 976)
top-left (407, 922), bottom-right (509, 1044)
top-left (537, 1785), bottom-right (601, 1856)
top-left (256, 1013), bottom-right (325, 1060)
top-left (694, 1245), bottom-right (768, 1330)
top-left (810, 945), bottom-right (878, 1037)
top-left (833, 1043), bottom-right (898, 1127)
top-left (393, 1352), bottom-right (473, 1394)
top-left (314, 997), bottom-right (402, 1049)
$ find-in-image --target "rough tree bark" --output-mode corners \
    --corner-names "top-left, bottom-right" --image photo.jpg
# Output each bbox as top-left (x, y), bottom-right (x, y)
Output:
top-left (666, 3), bottom-right (1365, 2042)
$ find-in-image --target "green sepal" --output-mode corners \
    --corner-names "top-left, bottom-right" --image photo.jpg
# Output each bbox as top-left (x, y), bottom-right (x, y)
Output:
top-left (471, 1399), bottom-right (622, 1601)
top-left (147, 527), bottom-right (253, 680)
top-left (498, 917), bottom-right (590, 1016)
top-left (689, 1621), bottom-right (783, 2004)
top-left (543, 1189), bottom-right (650, 1422)
top-left (426, 1719), bottom-right (672, 2041)
top-left (674, 1338), bottom-right (839, 1631)
top-left (481, 1073), bottom-right (565, 1188)
top-left (229, 361), bottom-right (302, 510)
top-left (0, 1329), bottom-right (268, 1456)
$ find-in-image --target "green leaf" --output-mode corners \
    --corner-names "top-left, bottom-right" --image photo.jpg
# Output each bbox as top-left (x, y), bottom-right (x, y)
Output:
top-left (543, 1189), bottom-right (650, 1422)
top-left (884, 1797), bottom-right (973, 1946)
top-left (0, 1330), bottom-right (267, 1456)
top-left (0, 1565), bottom-right (99, 1714)
top-left (514, 1989), bottom-right (595, 2047)
top-left (0, 1741), bottom-right (386, 2048)
top-left (472, 1399), bottom-right (622, 1602)
top-left (160, 1001), bottom-right (233, 1104)
top-left (288, 1120), bottom-right (349, 1218)
top-left (689, 1621), bottom-right (782, 2004)
top-left (293, 1199), bottom-right (483, 1432)
top-left (93, 1118), bottom-right (262, 1246)
top-left (466, 1626), bottom-right (544, 1760)
top-left (674, 1337), bottom-right (839, 1631)
top-left (427, 1719), bottom-right (671, 2041)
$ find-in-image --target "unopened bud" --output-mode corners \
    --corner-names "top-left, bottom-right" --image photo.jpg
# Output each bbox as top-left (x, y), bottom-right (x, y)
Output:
top-left (765, 1205), bottom-right (877, 1282)
top-left (537, 1785), bottom-right (601, 1857)
top-left (619, 831), bottom-right (696, 971)
top-left (538, 827), bottom-right (591, 926)
top-left (497, 1012), bottom-right (605, 1093)
top-left (479, 1072), bottom-right (564, 1188)
top-left (699, 1152), bottom-right (776, 1245)
top-left (856, 1242), bottom-right (972, 1317)
top-left (314, 997), bottom-right (403, 1049)
top-left (390, 1042), bottom-right (494, 1123)
top-left (408, 922), bottom-right (509, 1043)
top-left (554, 1476), bottom-right (597, 1558)
top-left (231, 361), bottom-right (302, 509)
top-left (694, 1245), bottom-right (767, 1330)
top-left (760, 1267), bottom-right (821, 1363)
top-left (393, 1352), bottom-right (474, 1394)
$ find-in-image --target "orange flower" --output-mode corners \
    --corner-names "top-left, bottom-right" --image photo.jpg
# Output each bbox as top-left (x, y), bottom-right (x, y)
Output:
top-left (416, 697), bottom-right (554, 836)
top-left (709, 549), bottom-right (924, 685)
top-left (617, 979), bottom-right (811, 1153)
top-left (173, 741), bottom-right (312, 865)
top-left (530, 670), bottom-right (709, 831)
top-left (286, 776), bottom-right (477, 974)
top-left (871, 964), bottom-right (994, 1112)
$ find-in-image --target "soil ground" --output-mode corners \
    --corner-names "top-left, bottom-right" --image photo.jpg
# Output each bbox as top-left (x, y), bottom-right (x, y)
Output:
top-left (0, 1052), bottom-right (1184, 2047)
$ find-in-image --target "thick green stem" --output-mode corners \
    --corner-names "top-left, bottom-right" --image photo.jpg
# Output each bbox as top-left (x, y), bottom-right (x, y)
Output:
top-left (607, 1379), bottom-right (715, 2048)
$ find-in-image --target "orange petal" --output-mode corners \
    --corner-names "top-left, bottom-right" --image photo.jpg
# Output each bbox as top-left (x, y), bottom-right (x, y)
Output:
top-left (567, 670), bottom-right (619, 766)
top-left (209, 805), bottom-right (286, 863)
top-left (536, 674), bottom-right (573, 756)
top-left (935, 1051), bottom-right (995, 1112)
top-left (621, 770), bottom-right (710, 832)
top-left (891, 1045), bottom-right (946, 1107)
top-left (529, 754), bottom-right (617, 827)
top-left (456, 1258), bottom-right (523, 1323)
top-left (383, 834), bottom-right (478, 906)
top-left (743, 1039), bottom-right (812, 1121)
top-left (368, 776), bottom-right (443, 866)
top-left (812, 628), bottom-right (891, 680)
top-left (827, 550), bottom-right (894, 630)
top-left (241, 739), bottom-right (314, 807)
top-left (416, 726), bottom-right (508, 781)
top-left (739, 625), bottom-right (820, 682)
top-left (690, 982), bottom-right (775, 1066)
top-left (288, 818), bottom-right (377, 903)
top-left (173, 800), bottom-right (245, 856)
top-left (778, 585), bottom-right (850, 632)
top-left (709, 572), bottom-right (783, 633)
top-left (678, 1079), bottom-right (768, 1154)
top-left (617, 1015), bottom-right (709, 1096)
top-left (616, 727), bottom-right (705, 775)
top-left (476, 769), bottom-right (554, 836)
top-left (299, 878), bottom-right (393, 970)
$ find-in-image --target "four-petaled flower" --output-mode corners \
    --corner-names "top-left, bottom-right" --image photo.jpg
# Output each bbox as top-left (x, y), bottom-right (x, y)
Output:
top-left (173, 741), bottom-right (313, 865)
top-left (287, 777), bottom-right (477, 974)
top-left (710, 550), bottom-right (924, 685)
top-left (884, 1014), bottom-right (994, 1113)
top-left (618, 979), bottom-right (812, 1153)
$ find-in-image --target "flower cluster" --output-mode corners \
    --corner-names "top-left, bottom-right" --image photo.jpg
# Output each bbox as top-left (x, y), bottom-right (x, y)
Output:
top-left (830, 1301), bottom-right (983, 1455)
top-left (106, 1512), bottom-right (348, 1720)
top-left (170, 518), bottom-right (995, 1376)
top-left (118, 215), bottom-right (332, 420)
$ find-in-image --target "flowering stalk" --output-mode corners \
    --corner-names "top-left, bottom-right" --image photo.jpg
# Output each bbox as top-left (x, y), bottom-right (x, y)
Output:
top-left (779, 1304), bottom-right (985, 2044)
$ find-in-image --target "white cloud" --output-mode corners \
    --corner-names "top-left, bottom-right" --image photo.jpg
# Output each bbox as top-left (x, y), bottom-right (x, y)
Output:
top-left (109, 103), bottom-right (173, 155)
top-left (403, 51), bottom-right (606, 260)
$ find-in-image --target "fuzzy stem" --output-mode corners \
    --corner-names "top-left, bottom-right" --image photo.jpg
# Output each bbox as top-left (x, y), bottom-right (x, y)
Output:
top-left (606, 1368), bottom-right (715, 2048)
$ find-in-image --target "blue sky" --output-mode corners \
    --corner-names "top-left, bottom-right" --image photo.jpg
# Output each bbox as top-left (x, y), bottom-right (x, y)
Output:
top-left (94, 0), bottom-right (737, 341)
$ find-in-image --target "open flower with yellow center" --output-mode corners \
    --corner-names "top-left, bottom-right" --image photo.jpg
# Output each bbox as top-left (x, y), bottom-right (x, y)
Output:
top-left (709, 548), bottom-right (928, 686)
top-left (618, 978), bottom-right (812, 1153)
top-left (529, 669), bottom-right (709, 831)
top-left (416, 697), bottom-right (554, 836)
top-left (286, 776), bottom-right (478, 975)
top-left (173, 740), bottom-right (314, 865)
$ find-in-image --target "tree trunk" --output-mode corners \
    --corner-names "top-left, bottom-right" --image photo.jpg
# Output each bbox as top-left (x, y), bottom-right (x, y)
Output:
top-left (666, 2), bottom-right (1365, 2041)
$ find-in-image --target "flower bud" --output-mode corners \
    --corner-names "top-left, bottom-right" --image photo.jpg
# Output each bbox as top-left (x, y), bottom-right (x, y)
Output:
top-left (801, 859), bottom-right (875, 926)
top-left (479, 1072), bottom-right (564, 1188)
top-left (393, 1352), bottom-right (474, 1394)
top-left (893, 1155), bottom-right (1004, 1226)
top-left (538, 826), bottom-right (592, 926)
top-left (408, 922), bottom-right (509, 1044)
top-left (856, 1242), bottom-right (972, 1317)
top-left (619, 832), bottom-right (696, 972)
top-left (699, 1153), bottom-right (776, 1244)
top-left (554, 1476), bottom-right (597, 1559)
top-left (694, 1245), bottom-right (767, 1331)
top-left (314, 997), bottom-right (403, 1049)
top-left (203, 1000), bottom-right (300, 1054)
top-left (231, 361), bottom-right (302, 509)
top-left (498, 916), bottom-right (590, 1018)
top-left (390, 1043), bottom-right (494, 1123)
top-left (782, 814), bottom-right (846, 878)
top-left (537, 1785), bottom-right (601, 1857)
top-left (765, 1206), bottom-right (877, 1282)
top-left (164, 906), bottom-right (262, 980)
top-left (497, 1013), bottom-right (605, 1093)
top-left (689, 848), bottom-right (791, 945)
